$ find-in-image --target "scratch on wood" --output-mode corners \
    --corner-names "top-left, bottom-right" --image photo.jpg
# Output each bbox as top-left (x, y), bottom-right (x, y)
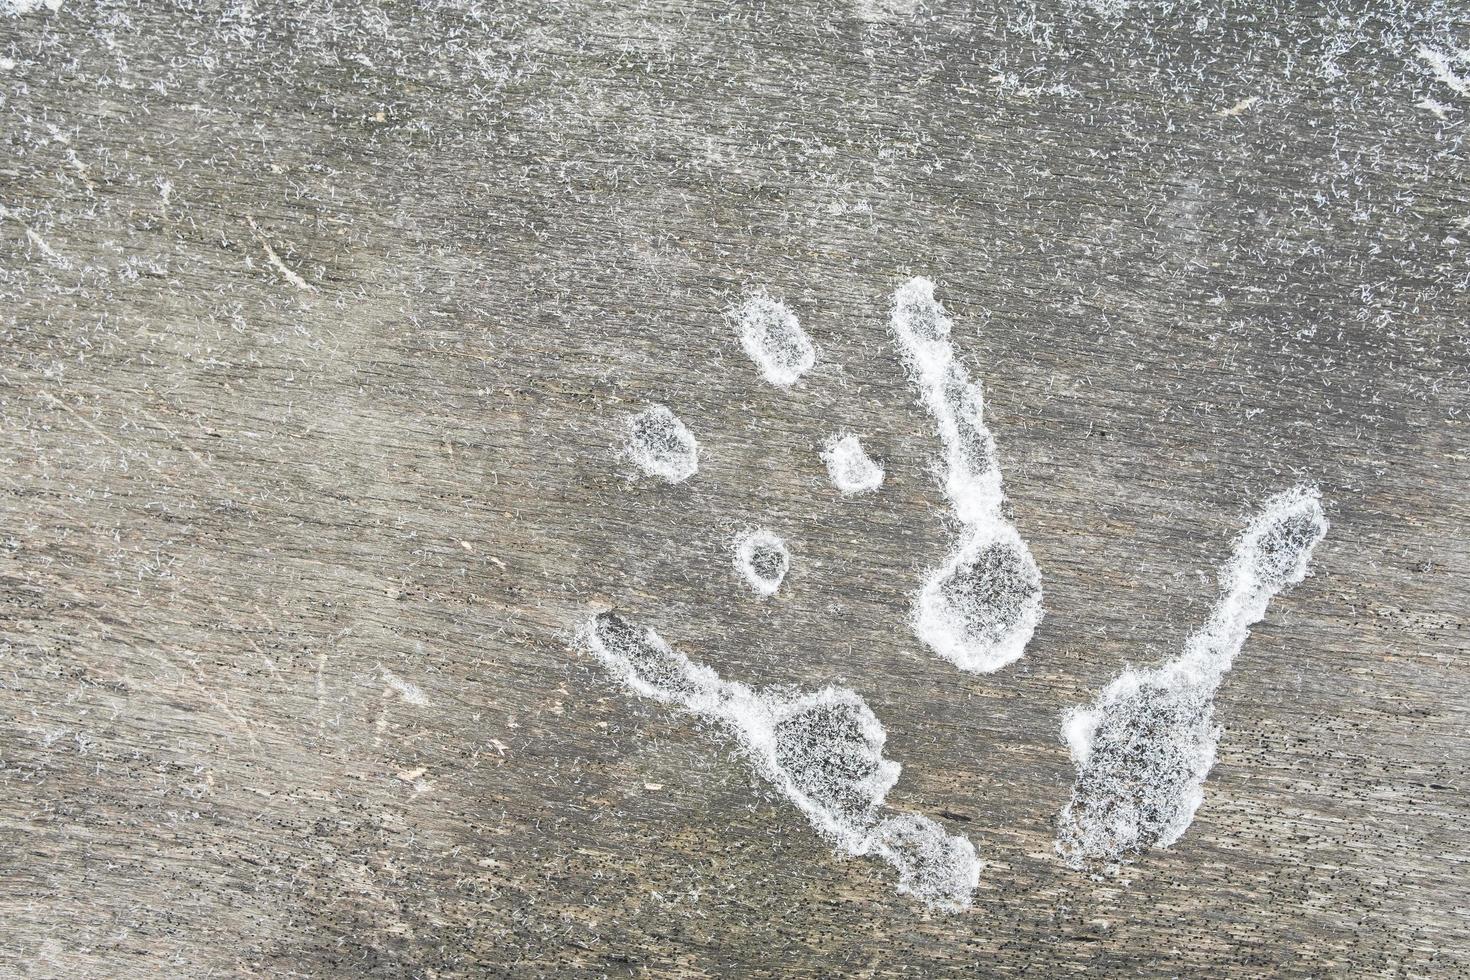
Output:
top-left (3, 207), bottom-right (72, 267)
top-left (246, 215), bottom-right (318, 291)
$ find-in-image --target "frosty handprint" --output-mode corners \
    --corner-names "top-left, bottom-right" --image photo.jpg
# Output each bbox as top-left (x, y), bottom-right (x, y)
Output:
top-left (584, 276), bottom-right (1327, 910)
top-left (585, 277), bottom-right (1039, 912)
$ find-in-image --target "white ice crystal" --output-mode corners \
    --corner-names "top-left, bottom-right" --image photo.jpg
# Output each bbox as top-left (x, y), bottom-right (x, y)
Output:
top-left (1056, 486), bottom-right (1329, 868)
top-left (734, 528), bottom-right (790, 598)
top-left (821, 434), bottom-right (885, 496)
top-left (582, 613), bottom-right (980, 911)
top-left (731, 294), bottom-right (816, 388)
top-left (626, 404), bottom-right (699, 484)
top-left (890, 277), bottom-right (1042, 673)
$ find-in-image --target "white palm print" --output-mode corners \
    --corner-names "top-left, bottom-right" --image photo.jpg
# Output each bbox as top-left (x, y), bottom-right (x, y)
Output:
top-left (587, 276), bottom-right (1327, 909)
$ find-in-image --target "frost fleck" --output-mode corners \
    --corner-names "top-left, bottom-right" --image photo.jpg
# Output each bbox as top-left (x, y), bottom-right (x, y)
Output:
top-left (731, 294), bottom-right (816, 388)
top-left (822, 434), bottom-right (884, 496)
top-left (1418, 98), bottom-right (1454, 120)
top-left (1056, 486), bottom-right (1329, 869)
top-left (626, 404), bottom-right (699, 484)
top-left (582, 613), bottom-right (980, 911)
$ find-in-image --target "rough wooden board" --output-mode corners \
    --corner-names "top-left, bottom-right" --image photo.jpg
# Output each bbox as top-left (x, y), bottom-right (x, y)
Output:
top-left (1, 0), bottom-right (1467, 976)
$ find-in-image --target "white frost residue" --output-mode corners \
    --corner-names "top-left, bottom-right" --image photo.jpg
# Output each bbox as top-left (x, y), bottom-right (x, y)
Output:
top-left (731, 294), bottom-right (816, 388)
top-left (734, 528), bottom-right (790, 598)
top-left (822, 434), bottom-right (884, 495)
top-left (626, 404), bottom-right (699, 484)
top-left (382, 669), bottom-right (428, 705)
top-left (1055, 486), bottom-right (1328, 868)
top-left (2, 0), bottom-right (63, 15)
top-left (1216, 96), bottom-right (1260, 117)
top-left (849, 0), bottom-right (919, 24)
top-left (890, 277), bottom-right (1042, 673)
top-left (1418, 98), bottom-right (1453, 120)
top-left (1417, 45), bottom-right (1470, 97)
top-left (582, 613), bottom-right (980, 912)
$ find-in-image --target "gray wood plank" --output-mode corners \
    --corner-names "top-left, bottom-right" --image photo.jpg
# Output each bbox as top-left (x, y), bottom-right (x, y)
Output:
top-left (1, 0), bottom-right (1467, 976)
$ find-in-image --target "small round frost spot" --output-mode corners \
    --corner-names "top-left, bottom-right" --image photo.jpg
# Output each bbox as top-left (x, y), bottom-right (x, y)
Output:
top-left (822, 435), bottom-right (884, 495)
top-left (626, 404), bottom-right (699, 484)
top-left (735, 529), bottom-right (790, 597)
top-left (732, 294), bottom-right (816, 388)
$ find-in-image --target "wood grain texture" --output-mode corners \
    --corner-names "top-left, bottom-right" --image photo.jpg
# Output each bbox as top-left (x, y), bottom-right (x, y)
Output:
top-left (1, 1), bottom-right (1467, 976)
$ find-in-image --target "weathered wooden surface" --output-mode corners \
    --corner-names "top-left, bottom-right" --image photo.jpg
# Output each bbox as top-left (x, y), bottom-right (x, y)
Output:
top-left (2, 1), bottom-right (1468, 976)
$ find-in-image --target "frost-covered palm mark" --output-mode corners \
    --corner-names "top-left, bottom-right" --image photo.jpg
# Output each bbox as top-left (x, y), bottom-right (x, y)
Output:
top-left (582, 613), bottom-right (981, 912)
top-left (732, 295), bottom-right (816, 388)
top-left (889, 277), bottom-right (1043, 674)
top-left (822, 435), bottom-right (885, 495)
top-left (734, 528), bottom-right (790, 597)
top-left (1056, 486), bottom-right (1328, 868)
top-left (626, 404), bottom-right (699, 483)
